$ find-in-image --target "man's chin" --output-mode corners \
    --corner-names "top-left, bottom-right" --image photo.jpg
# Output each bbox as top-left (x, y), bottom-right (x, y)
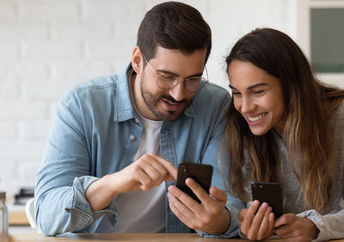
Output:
top-left (161, 113), bottom-right (181, 122)
top-left (154, 110), bottom-right (183, 122)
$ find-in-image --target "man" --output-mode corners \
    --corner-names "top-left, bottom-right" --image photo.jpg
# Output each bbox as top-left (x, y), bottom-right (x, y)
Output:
top-left (35, 1), bottom-right (239, 237)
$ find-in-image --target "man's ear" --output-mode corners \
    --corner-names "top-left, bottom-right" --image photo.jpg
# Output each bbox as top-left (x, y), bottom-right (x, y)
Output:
top-left (131, 46), bottom-right (142, 74)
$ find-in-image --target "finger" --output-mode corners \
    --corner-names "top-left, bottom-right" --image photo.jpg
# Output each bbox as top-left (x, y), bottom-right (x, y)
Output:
top-left (140, 164), bottom-right (165, 186)
top-left (135, 168), bottom-right (153, 190)
top-left (240, 200), bottom-right (260, 234)
top-left (185, 178), bottom-right (211, 204)
top-left (246, 200), bottom-right (260, 217)
top-left (274, 213), bottom-right (293, 228)
top-left (141, 154), bottom-right (175, 183)
top-left (142, 157), bottom-right (170, 185)
top-left (209, 186), bottom-right (227, 202)
top-left (168, 185), bottom-right (201, 212)
top-left (247, 203), bottom-right (269, 240)
top-left (267, 212), bottom-right (275, 234)
top-left (167, 192), bottom-right (195, 228)
top-left (275, 223), bottom-right (297, 237)
top-left (149, 154), bottom-right (177, 180)
top-left (276, 230), bottom-right (300, 240)
top-left (257, 207), bottom-right (272, 240)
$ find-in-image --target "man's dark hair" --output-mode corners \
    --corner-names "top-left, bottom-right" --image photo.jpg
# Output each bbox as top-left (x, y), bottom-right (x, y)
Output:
top-left (137, 1), bottom-right (211, 64)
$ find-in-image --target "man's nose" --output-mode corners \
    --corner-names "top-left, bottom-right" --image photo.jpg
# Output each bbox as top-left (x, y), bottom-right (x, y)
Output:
top-left (169, 81), bottom-right (186, 102)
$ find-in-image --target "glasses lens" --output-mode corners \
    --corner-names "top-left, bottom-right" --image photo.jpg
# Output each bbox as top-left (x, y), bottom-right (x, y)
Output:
top-left (156, 69), bottom-right (208, 92)
top-left (184, 77), bottom-right (201, 92)
top-left (156, 75), bottom-right (176, 90)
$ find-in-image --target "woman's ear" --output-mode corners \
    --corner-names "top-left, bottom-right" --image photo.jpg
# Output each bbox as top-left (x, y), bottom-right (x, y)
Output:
top-left (131, 46), bottom-right (142, 74)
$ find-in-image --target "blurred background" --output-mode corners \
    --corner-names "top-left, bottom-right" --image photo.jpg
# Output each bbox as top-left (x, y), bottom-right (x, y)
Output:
top-left (0, 0), bottom-right (343, 206)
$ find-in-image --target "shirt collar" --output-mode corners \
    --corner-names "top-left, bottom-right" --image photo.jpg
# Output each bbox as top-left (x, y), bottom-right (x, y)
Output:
top-left (113, 63), bottom-right (137, 122)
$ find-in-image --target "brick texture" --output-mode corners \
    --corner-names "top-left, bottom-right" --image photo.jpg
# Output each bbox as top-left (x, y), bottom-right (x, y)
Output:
top-left (0, 0), bottom-right (296, 196)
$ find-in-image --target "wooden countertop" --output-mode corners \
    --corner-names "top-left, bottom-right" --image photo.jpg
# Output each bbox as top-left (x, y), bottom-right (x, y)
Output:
top-left (9, 233), bottom-right (344, 242)
top-left (8, 233), bottom-right (344, 242)
top-left (8, 233), bottom-right (279, 241)
top-left (9, 209), bottom-right (29, 226)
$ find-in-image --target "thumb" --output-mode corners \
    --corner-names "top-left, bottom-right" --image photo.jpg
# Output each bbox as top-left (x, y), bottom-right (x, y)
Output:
top-left (165, 173), bottom-right (176, 182)
top-left (209, 186), bottom-right (227, 202)
top-left (237, 208), bottom-right (248, 221)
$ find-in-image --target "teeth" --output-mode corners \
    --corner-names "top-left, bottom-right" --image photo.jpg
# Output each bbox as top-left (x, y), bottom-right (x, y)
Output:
top-left (247, 114), bottom-right (265, 122)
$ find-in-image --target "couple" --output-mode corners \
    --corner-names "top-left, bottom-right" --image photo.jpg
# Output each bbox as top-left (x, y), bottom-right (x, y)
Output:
top-left (35, 2), bottom-right (344, 241)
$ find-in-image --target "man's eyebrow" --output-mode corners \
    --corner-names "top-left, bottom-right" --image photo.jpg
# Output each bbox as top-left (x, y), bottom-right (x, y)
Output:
top-left (156, 69), bottom-right (203, 78)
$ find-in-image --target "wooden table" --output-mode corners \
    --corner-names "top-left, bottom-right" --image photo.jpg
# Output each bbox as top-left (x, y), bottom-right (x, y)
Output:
top-left (9, 210), bottom-right (29, 226)
top-left (8, 233), bottom-right (344, 242)
top-left (8, 233), bottom-right (280, 242)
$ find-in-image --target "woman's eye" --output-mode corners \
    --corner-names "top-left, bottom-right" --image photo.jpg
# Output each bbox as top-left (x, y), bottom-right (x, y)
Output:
top-left (232, 92), bottom-right (241, 96)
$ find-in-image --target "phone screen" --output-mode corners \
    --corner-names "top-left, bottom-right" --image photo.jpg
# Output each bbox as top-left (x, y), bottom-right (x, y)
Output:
top-left (251, 182), bottom-right (283, 218)
top-left (176, 162), bottom-right (213, 203)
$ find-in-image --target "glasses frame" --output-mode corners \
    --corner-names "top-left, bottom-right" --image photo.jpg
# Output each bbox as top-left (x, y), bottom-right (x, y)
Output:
top-left (141, 53), bottom-right (208, 93)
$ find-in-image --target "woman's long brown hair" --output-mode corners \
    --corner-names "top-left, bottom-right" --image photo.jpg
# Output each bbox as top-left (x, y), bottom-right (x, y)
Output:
top-left (224, 28), bottom-right (344, 212)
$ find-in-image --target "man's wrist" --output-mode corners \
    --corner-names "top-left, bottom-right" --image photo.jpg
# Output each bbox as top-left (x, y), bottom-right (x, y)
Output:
top-left (215, 208), bottom-right (231, 234)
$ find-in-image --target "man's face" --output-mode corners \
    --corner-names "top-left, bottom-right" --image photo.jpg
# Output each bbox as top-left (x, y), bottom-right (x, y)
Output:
top-left (135, 47), bottom-right (207, 121)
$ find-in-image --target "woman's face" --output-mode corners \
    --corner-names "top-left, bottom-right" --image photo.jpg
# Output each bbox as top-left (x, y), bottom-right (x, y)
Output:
top-left (228, 60), bottom-right (285, 135)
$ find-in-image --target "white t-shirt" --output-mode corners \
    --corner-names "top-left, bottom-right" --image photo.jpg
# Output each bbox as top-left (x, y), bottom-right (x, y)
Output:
top-left (113, 116), bottom-right (165, 233)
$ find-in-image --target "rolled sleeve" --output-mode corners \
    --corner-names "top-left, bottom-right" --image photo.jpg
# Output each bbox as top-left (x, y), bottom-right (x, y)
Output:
top-left (298, 209), bottom-right (344, 241)
top-left (65, 176), bottom-right (118, 231)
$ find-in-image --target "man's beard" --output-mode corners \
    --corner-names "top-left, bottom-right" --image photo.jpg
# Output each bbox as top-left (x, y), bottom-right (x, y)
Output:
top-left (140, 77), bottom-right (191, 122)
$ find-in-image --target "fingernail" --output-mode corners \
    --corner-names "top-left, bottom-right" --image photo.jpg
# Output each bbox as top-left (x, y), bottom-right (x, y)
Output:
top-left (186, 178), bottom-right (193, 184)
top-left (168, 185), bottom-right (175, 192)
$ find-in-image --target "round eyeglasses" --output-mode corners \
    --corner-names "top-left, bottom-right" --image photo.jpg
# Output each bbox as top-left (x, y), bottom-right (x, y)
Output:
top-left (142, 54), bottom-right (208, 92)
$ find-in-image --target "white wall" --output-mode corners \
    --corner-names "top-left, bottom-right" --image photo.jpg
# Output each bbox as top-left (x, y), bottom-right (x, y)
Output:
top-left (0, 0), bottom-right (297, 196)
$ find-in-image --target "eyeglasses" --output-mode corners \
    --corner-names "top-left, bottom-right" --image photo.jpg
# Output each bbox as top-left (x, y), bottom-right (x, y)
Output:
top-left (142, 54), bottom-right (208, 92)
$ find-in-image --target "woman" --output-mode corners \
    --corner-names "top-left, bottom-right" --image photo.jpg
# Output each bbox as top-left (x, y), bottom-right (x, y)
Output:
top-left (224, 28), bottom-right (344, 241)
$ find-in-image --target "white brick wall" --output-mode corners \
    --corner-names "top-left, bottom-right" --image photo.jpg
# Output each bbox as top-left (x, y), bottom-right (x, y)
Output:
top-left (0, 0), bottom-right (297, 196)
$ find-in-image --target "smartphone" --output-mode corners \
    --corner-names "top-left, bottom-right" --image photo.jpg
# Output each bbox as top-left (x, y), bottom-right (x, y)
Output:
top-left (251, 182), bottom-right (283, 218)
top-left (176, 162), bottom-right (213, 203)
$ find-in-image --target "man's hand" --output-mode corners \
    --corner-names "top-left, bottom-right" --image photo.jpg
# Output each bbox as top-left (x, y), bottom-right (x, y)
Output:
top-left (114, 154), bottom-right (177, 193)
top-left (86, 154), bottom-right (177, 211)
top-left (238, 200), bottom-right (275, 240)
top-left (274, 214), bottom-right (319, 242)
top-left (167, 178), bottom-right (230, 234)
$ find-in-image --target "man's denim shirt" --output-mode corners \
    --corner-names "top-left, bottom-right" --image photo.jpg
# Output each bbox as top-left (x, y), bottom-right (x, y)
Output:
top-left (35, 64), bottom-right (243, 237)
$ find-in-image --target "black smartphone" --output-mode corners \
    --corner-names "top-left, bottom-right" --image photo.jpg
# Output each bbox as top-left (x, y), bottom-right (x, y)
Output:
top-left (176, 162), bottom-right (213, 203)
top-left (251, 182), bottom-right (283, 218)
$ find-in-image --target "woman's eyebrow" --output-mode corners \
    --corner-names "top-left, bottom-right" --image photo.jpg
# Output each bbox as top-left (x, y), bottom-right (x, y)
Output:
top-left (229, 83), bottom-right (268, 91)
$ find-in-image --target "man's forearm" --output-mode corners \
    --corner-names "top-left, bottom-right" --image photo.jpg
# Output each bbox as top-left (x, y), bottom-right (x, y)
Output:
top-left (85, 174), bottom-right (118, 211)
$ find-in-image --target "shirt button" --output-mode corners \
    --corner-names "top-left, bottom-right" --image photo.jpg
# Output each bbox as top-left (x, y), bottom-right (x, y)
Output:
top-left (129, 135), bottom-right (135, 141)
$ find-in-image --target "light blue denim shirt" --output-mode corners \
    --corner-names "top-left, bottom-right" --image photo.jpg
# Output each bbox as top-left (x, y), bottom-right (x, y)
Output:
top-left (35, 64), bottom-right (243, 237)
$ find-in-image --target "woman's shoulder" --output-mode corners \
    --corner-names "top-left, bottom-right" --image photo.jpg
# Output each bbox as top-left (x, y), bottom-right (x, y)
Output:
top-left (330, 100), bottom-right (344, 146)
top-left (331, 99), bottom-right (344, 122)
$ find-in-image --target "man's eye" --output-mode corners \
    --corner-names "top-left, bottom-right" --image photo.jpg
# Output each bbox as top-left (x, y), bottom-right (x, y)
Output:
top-left (185, 77), bottom-right (201, 82)
top-left (158, 74), bottom-right (175, 82)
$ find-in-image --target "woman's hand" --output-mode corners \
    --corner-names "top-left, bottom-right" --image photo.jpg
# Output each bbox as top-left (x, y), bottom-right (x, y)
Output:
top-left (274, 214), bottom-right (319, 242)
top-left (238, 200), bottom-right (275, 240)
